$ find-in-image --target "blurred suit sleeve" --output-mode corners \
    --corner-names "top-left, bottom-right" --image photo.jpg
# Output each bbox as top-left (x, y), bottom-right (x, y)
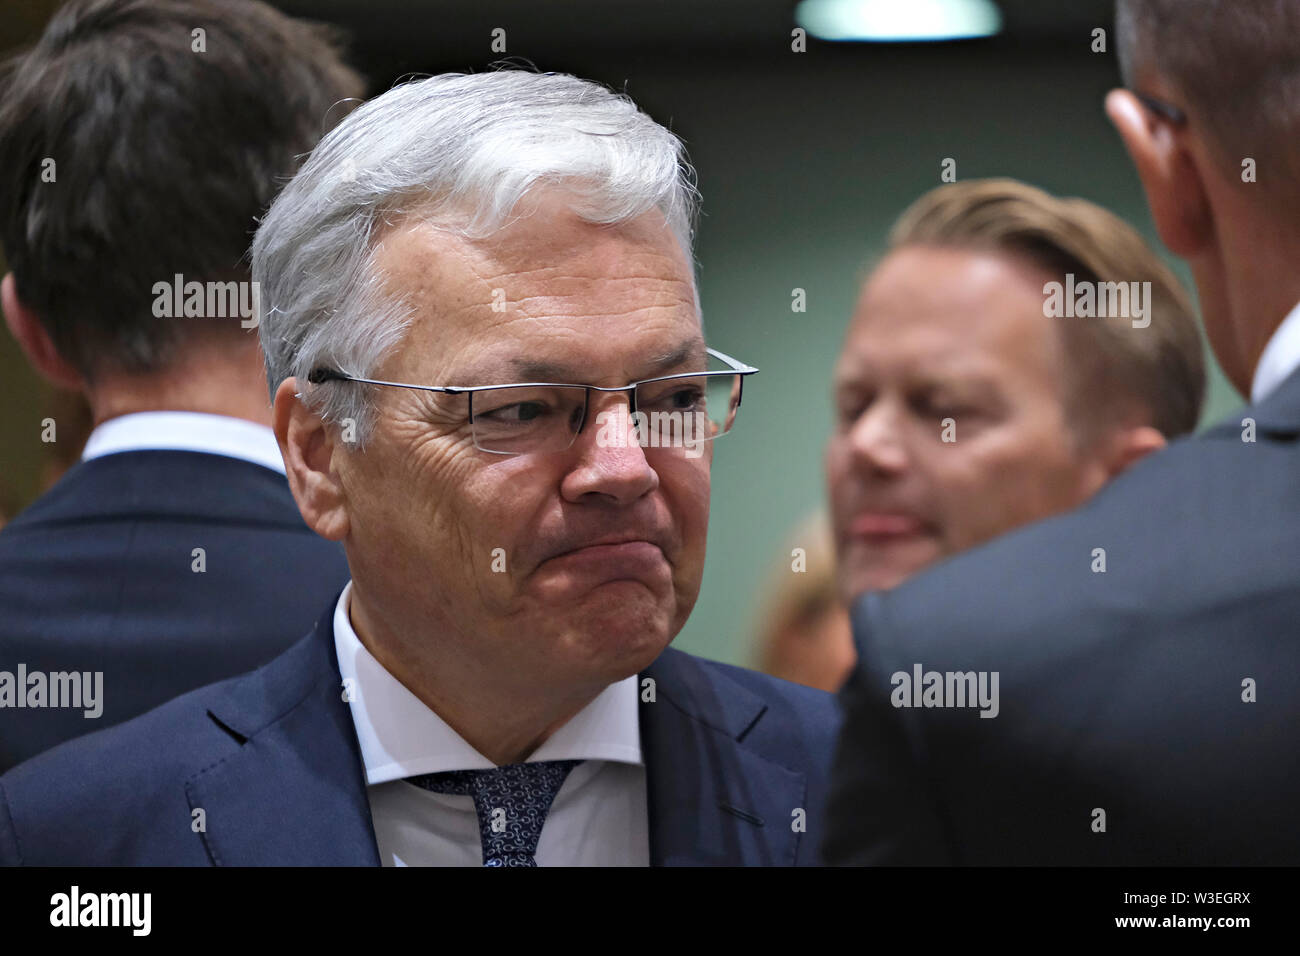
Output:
top-left (822, 591), bottom-right (952, 865)
top-left (0, 781), bottom-right (19, 865)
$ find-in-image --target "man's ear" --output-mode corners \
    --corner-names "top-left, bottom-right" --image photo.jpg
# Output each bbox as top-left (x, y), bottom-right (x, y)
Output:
top-left (1105, 89), bottom-right (1213, 258)
top-left (1102, 423), bottom-right (1166, 480)
top-left (2, 273), bottom-right (84, 391)
top-left (273, 377), bottom-right (350, 541)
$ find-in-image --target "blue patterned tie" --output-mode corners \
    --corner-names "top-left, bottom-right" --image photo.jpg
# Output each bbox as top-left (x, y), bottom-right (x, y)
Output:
top-left (406, 760), bottom-right (581, 867)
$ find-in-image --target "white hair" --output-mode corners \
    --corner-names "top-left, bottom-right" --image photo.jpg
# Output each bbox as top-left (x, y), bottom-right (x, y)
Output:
top-left (252, 70), bottom-right (701, 441)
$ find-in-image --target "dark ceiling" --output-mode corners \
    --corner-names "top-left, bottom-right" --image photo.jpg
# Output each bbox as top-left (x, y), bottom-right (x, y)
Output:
top-left (271, 0), bottom-right (1119, 79)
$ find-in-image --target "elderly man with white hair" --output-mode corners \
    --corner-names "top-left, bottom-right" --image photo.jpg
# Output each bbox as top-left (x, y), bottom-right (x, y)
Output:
top-left (0, 70), bottom-right (839, 867)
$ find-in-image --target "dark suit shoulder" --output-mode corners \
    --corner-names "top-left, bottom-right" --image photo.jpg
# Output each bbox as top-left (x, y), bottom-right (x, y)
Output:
top-left (0, 451), bottom-right (312, 531)
top-left (835, 426), bottom-right (1300, 864)
top-left (645, 648), bottom-right (841, 865)
top-left (0, 452), bottom-right (350, 771)
top-left (859, 428), bottom-right (1300, 663)
top-left (0, 689), bottom-right (237, 865)
top-left (4, 676), bottom-right (239, 787)
top-left (0, 625), bottom-right (327, 865)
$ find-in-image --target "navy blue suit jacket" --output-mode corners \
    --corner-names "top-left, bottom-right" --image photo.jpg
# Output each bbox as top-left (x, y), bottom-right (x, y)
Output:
top-left (0, 450), bottom-right (351, 771)
top-left (824, 365), bottom-right (1300, 865)
top-left (0, 602), bottom-right (840, 865)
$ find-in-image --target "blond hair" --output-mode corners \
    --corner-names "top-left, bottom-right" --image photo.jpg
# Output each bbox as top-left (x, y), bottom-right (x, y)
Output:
top-left (888, 178), bottom-right (1205, 439)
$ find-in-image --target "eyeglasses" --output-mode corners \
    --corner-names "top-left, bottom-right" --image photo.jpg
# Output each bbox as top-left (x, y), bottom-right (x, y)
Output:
top-left (307, 346), bottom-right (758, 456)
top-left (1131, 89), bottom-right (1187, 127)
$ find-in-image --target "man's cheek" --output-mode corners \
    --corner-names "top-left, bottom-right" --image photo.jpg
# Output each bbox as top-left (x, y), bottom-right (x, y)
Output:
top-left (686, 458), bottom-right (712, 510)
top-left (926, 476), bottom-right (966, 554)
top-left (453, 496), bottom-right (531, 599)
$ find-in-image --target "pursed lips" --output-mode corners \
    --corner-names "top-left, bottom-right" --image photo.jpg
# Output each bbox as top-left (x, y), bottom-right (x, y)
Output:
top-left (535, 538), bottom-right (670, 590)
top-left (538, 532), bottom-right (670, 567)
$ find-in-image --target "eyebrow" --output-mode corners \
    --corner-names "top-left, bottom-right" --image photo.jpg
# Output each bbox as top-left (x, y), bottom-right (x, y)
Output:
top-left (834, 361), bottom-right (1002, 396)
top-left (506, 338), bottom-right (706, 383)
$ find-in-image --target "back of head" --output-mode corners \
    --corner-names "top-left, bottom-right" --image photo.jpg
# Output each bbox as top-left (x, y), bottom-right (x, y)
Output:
top-left (890, 178), bottom-right (1206, 441)
top-left (0, 0), bottom-right (366, 381)
top-left (1117, 0), bottom-right (1300, 214)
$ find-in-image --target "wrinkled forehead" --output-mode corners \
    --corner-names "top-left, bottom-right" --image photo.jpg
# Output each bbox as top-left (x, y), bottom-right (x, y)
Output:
top-left (370, 198), bottom-right (703, 385)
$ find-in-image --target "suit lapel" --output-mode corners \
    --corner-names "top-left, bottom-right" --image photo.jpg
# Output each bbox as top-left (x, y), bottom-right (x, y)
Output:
top-left (640, 648), bottom-right (806, 866)
top-left (185, 604), bottom-right (380, 866)
top-left (183, 614), bottom-right (808, 866)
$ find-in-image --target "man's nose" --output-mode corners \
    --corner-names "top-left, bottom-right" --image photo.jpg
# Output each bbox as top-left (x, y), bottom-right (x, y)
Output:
top-left (846, 399), bottom-right (910, 476)
top-left (560, 396), bottom-right (659, 505)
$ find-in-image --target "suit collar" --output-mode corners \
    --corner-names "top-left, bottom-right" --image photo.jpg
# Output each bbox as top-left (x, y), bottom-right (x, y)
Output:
top-left (22, 450), bottom-right (302, 528)
top-left (1255, 362), bottom-right (1300, 434)
top-left (81, 411), bottom-right (286, 475)
top-left (190, 609), bottom-right (805, 866)
top-left (1205, 362), bottom-right (1300, 438)
top-left (188, 600), bottom-right (381, 866)
top-left (1250, 298), bottom-right (1300, 405)
top-left (331, 583), bottom-right (642, 783)
top-left (643, 645), bottom-right (768, 739)
top-left (639, 647), bottom-right (808, 865)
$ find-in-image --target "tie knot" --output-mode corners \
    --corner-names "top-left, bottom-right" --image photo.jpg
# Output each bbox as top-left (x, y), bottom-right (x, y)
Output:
top-left (407, 759), bottom-right (581, 866)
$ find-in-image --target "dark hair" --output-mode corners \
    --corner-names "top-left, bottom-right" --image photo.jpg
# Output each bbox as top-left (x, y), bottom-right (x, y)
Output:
top-left (0, 0), bottom-right (366, 378)
top-left (889, 179), bottom-right (1206, 440)
top-left (1117, 0), bottom-right (1300, 205)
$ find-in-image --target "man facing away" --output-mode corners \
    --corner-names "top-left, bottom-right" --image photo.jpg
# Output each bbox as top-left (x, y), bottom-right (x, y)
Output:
top-left (825, 0), bottom-right (1300, 865)
top-left (0, 0), bottom-right (363, 770)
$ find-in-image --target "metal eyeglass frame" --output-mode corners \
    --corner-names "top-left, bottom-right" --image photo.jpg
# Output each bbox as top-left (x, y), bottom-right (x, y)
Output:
top-left (1131, 90), bottom-right (1187, 127)
top-left (306, 346), bottom-right (759, 455)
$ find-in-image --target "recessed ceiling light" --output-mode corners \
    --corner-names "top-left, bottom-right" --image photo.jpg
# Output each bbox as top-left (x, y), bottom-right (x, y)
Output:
top-left (795, 0), bottom-right (1003, 42)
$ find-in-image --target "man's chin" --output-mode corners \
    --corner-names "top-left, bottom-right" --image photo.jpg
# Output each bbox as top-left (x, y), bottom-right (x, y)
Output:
top-left (530, 564), bottom-right (673, 603)
top-left (551, 589), bottom-right (675, 671)
top-left (530, 573), bottom-right (670, 614)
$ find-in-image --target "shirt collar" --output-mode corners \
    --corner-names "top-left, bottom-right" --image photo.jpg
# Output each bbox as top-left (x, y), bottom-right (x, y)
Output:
top-left (1251, 299), bottom-right (1300, 405)
top-left (80, 411), bottom-right (285, 475)
top-left (332, 582), bottom-right (643, 785)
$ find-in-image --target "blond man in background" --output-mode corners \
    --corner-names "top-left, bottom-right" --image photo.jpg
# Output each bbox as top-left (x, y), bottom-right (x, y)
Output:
top-left (758, 178), bottom-right (1204, 693)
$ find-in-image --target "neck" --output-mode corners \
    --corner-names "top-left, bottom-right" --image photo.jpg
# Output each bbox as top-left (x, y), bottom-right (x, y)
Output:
top-left (347, 584), bottom-right (599, 766)
top-left (1194, 170), bottom-right (1300, 394)
top-left (1224, 249), bottom-right (1300, 395)
top-left (86, 336), bottom-right (272, 428)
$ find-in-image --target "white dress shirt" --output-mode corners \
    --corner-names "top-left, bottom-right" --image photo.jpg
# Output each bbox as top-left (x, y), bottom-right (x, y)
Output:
top-left (1251, 299), bottom-right (1300, 404)
top-left (332, 583), bottom-right (651, 866)
top-left (80, 410), bottom-right (286, 475)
